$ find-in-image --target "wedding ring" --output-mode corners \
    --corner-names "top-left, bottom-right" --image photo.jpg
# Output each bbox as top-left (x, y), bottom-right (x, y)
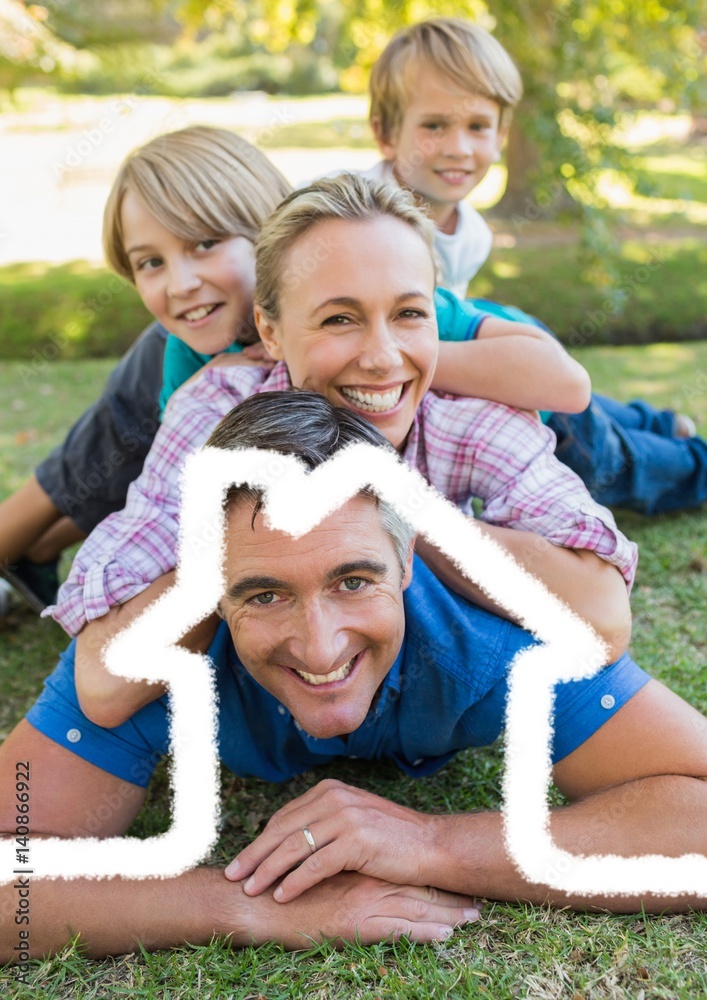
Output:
top-left (302, 827), bottom-right (317, 853)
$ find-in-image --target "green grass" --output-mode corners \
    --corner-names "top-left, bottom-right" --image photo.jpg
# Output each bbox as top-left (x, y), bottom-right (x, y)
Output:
top-left (256, 117), bottom-right (376, 149)
top-left (1, 347), bottom-right (706, 996)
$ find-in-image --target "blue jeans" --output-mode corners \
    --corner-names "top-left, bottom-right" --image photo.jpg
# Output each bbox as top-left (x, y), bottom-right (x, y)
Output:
top-left (548, 393), bottom-right (707, 514)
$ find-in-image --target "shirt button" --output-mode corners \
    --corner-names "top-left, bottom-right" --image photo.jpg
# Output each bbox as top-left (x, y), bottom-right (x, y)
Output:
top-left (600, 694), bottom-right (615, 710)
top-left (66, 728), bottom-right (81, 743)
top-left (412, 758), bottom-right (424, 766)
top-left (277, 705), bottom-right (287, 716)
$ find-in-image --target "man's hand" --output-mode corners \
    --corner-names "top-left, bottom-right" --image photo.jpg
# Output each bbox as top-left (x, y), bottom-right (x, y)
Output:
top-left (225, 779), bottom-right (473, 906)
top-left (236, 871), bottom-right (480, 949)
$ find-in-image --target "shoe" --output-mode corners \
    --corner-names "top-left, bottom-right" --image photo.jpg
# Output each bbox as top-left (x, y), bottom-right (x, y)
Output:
top-left (0, 578), bottom-right (14, 616)
top-left (0, 556), bottom-right (59, 614)
top-left (674, 414), bottom-right (697, 438)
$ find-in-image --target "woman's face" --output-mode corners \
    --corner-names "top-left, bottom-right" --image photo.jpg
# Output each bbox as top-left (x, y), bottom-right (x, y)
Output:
top-left (121, 190), bottom-right (256, 356)
top-left (256, 215), bottom-right (439, 451)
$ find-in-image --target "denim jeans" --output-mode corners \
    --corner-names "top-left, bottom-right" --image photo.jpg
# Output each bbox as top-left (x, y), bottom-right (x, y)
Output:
top-left (548, 393), bottom-right (707, 514)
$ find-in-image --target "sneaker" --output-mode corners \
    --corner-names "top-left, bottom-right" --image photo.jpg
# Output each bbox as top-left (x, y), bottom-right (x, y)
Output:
top-left (674, 414), bottom-right (697, 438)
top-left (0, 556), bottom-right (59, 614)
top-left (0, 578), bottom-right (14, 616)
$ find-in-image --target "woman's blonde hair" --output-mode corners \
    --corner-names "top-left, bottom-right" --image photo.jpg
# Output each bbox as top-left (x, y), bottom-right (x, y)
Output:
top-left (370, 18), bottom-right (523, 139)
top-left (254, 172), bottom-right (437, 320)
top-left (102, 125), bottom-right (292, 283)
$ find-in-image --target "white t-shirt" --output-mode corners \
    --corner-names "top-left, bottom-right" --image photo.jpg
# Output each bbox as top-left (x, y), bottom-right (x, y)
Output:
top-left (357, 160), bottom-right (494, 298)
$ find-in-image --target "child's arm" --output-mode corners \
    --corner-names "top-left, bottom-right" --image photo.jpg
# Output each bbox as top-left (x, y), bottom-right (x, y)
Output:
top-left (432, 317), bottom-right (591, 413)
top-left (430, 290), bottom-right (591, 413)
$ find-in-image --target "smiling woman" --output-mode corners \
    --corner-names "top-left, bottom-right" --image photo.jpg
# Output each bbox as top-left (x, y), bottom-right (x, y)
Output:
top-left (252, 179), bottom-right (439, 450)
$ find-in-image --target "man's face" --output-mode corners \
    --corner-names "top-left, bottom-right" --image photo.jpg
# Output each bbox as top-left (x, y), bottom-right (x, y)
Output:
top-left (219, 494), bottom-right (413, 740)
top-left (374, 66), bottom-right (505, 230)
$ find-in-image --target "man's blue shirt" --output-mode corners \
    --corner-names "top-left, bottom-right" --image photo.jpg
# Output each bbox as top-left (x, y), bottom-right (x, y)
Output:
top-left (27, 558), bottom-right (649, 787)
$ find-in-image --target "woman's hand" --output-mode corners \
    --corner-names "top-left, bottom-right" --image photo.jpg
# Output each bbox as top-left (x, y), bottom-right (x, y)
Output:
top-left (201, 346), bottom-right (275, 371)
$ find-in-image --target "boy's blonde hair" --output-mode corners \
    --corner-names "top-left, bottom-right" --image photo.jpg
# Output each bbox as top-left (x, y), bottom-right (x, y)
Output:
top-left (103, 125), bottom-right (292, 284)
top-left (370, 18), bottom-right (522, 139)
top-left (254, 172), bottom-right (437, 320)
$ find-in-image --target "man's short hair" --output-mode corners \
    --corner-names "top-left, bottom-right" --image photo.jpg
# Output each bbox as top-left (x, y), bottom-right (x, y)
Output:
top-left (370, 17), bottom-right (523, 139)
top-left (206, 390), bottom-right (415, 573)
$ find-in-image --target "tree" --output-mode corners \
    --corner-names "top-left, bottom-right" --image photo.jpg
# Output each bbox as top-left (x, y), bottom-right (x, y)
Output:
top-left (486, 1), bottom-right (705, 220)
top-left (40, 0), bottom-right (178, 48)
top-left (0, 0), bottom-right (87, 96)
top-left (187, 1), bottom-right (702, 222)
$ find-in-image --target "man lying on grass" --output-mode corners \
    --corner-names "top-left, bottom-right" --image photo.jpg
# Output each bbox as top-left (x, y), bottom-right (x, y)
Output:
top-left (1, 392), bottom-right (706, 962)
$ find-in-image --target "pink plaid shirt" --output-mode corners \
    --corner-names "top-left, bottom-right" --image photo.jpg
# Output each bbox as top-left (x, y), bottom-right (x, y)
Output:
top-left (48, 362), bottom-right (637, 636)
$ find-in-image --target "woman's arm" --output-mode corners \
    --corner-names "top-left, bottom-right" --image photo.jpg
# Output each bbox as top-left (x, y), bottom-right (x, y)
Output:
top-left (431, 317), bottom-right (591, 414)
top-left (414, 532), bottom-right (632, 663)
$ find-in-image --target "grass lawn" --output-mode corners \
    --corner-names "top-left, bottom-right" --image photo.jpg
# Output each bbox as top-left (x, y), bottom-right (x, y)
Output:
top-left (1, 345), bottom-right (706, 998)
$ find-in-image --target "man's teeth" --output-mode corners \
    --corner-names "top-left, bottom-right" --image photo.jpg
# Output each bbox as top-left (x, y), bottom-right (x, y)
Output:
top-left (183, 304), bottom-right (217, 321)
top-left (295, 657), bottom-right (355, 686)
top-left (340, 385), bottom-right (403, 412)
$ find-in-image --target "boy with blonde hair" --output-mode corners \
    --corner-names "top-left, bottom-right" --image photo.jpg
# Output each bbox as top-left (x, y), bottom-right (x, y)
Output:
top-left (368, 17), bottom-right (521, 297)
top-left (362, 17), bottom-right (707, 515)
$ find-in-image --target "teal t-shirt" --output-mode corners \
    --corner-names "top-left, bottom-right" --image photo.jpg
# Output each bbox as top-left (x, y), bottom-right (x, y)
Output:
top-left (159, 337), bottom-right (245, 414)
top-left (159, 289), bottom-right (551, 421)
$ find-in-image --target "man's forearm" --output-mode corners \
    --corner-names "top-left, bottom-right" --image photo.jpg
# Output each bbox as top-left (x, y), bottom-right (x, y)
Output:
top-left (415, 526), bottom-right (632, 661)
top-left (426, 775), bottom-right (707, 913)
top-left (0, 867), bottom-right (237, 961)
top-left (0, 866), bottom-right (475, 961)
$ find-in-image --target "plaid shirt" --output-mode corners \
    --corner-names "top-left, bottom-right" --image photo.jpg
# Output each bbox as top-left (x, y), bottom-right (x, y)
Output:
top-left (49, 362), bottom-right (637, 636)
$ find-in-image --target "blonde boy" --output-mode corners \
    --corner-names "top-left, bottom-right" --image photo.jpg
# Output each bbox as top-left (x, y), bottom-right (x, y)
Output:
top-left (366, 18), bottom-right (521, 297)
top-left (363, 19), bottom-right (707, 516)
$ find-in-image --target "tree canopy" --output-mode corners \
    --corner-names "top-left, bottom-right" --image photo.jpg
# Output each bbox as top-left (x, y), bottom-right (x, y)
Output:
top-left (8, 0), bottom-right (704, 230)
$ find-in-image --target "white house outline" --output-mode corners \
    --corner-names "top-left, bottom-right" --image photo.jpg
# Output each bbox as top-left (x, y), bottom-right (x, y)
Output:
top-left (4, 442), bottom-right (705, 892)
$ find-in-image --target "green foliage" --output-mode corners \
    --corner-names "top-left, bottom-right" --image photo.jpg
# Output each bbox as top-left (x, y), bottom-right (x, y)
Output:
top-left (0, 229), bottom-right (702, 362)
top-left (470, 236), bottom-right (707, 346)
top-left (0, 0), bottom-right (91, 94)
top-left (0, 262), bottom-right (151, 361)
top-left (43, 0), bottom-right (177, 49)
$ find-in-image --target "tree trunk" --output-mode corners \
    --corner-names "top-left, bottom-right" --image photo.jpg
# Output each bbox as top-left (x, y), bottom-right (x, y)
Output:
top-left (492, 120), bottom-right (540, 217)
top-left (491, 119), bottom-right (581, 221)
